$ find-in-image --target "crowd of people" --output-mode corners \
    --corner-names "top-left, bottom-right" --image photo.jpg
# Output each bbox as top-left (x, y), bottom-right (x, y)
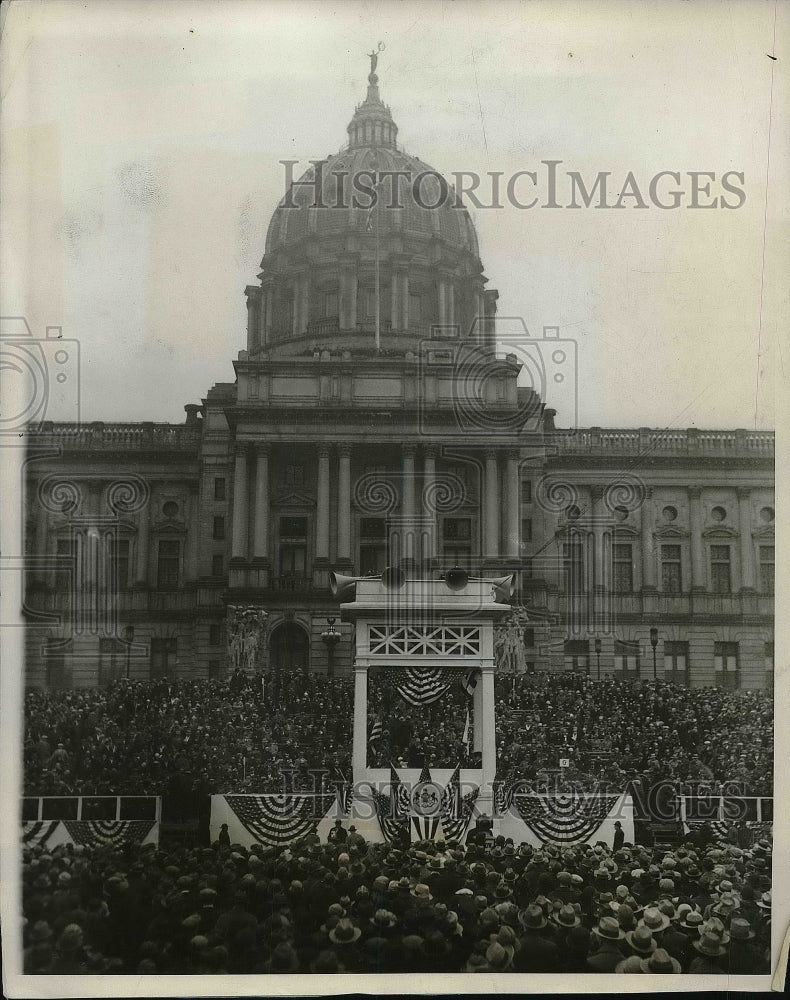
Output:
top-left (24, 672), bottom-right (773, 797)
top-left (21, 828), bottom-right (772, 975)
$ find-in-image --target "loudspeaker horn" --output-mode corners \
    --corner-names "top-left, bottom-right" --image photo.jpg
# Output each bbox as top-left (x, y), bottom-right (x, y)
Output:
top-left (329, 572), bottom-right (365, 602)
top-left (488, 574), bottom-right (515, 603)
top-left (444, 567), bottom-right (469, 591)
top-left (381, 565), bottom-right (406, 590)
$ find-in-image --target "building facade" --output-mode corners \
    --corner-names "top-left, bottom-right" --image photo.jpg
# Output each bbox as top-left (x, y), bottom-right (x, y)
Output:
top-left (23, 68), bottom-right (775, 692)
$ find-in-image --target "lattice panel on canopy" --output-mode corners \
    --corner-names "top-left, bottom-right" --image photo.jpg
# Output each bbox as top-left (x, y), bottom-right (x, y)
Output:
top-left (368, 624), bottom-right (481, 656)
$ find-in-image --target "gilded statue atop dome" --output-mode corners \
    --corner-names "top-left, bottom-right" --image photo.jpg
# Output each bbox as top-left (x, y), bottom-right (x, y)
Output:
top-left (368, 42), bottom-right (385, 80)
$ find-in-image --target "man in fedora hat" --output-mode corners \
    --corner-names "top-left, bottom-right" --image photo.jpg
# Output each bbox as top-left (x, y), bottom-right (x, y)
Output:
top-left (640, 947), bottom-right (682, 974)
top-left (689, 927), bottom-right (728, 974)
top-left (726, 916), bottom-right (766, 974)
top-left (513, 904), bottom-right (560, 973)
top-left (586, 916), bottom-right (626, 972)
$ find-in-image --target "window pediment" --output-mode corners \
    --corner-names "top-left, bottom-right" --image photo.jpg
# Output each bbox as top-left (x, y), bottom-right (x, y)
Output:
top-left (702, 525), bottom-right (739, 539)
top-left (272, 490), bottom-right (316, 508)
top-left (653, 525), bottom-right (689, 538)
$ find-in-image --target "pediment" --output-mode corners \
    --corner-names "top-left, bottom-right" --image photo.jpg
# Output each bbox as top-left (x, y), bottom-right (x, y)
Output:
top-left (272, 490), bottom-right (316, 508)
top-left (702, 525), bottom-right (739, 539)
top-left (653, 525), bottom-right (689, 538)
top-left (151, 518), bottom-right (188, 534)
top-left (752, 525), bottom-right (775, 539)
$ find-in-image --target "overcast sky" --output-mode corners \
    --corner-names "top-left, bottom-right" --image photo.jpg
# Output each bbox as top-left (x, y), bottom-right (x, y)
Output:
top-left (2, 0), bottom-right (787, 429)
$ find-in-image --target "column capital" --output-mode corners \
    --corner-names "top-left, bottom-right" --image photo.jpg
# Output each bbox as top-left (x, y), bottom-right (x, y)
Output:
top-left (402, 444), bottom-right (417, 459)
top-left (254, 441), bottom-right (271, 455)
top-left (337, 444), bottom-right (353, 458)
top-left (736, 486), bottom-right (752, 499)
top-left (317, 444), bottom-right (331, 459)
top-left (688, 486), bottom-right (702, 500)
top-left (422, 445), bottom-right (438, 460)
top-left (590, 484), bottom-right (606, 501)
top-left (505, 448), bottom-right (521, 461)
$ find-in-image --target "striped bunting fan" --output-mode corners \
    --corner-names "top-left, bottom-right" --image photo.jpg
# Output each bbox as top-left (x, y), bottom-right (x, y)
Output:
top-left (372, 767), bottom-right (410, 845)
top-left (440, 765), bottom-right (479, 842)
top-left (384, 666), bottom-right (454, 706)
top-left (225, 794), bottom-right (322, 847)
top-left (22, 820), bottom-right (61, 847)
top-left (494, 779), bottom-right (517, 815)
top-left (514, 792), bottom-right (620, 845)
top-left (62, 820), bottom-right (155, 848)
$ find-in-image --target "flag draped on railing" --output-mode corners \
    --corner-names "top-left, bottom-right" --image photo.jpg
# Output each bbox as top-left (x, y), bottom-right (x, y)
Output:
top-left (513, 792), bottom-right (621, 844)
top-left (224, 794), bottom-right (324, 847)
top-left (372, 765), bottom-right (410, 845)
top-left (61, 820), bottom-right (156, 849)
top-left (384, 666), bottom-right (455, 706)
top-left (440, 764), bottom-right (479, 842)
top-left (22, 820), bottom-right (61, 847)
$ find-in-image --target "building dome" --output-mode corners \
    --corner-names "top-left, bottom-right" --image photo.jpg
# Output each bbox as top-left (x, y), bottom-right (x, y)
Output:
top-left (244, 60), bottom-right (497, 358)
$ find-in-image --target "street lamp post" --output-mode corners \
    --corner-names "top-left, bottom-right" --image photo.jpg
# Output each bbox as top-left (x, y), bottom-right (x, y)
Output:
top-left (123, 625), bottom-right (135, 680)
top-left (594, 637), bottom-right (602, 680)
top-left (321, 617), bottom-right (341, 678)
top-left (650, 627), bottom-right (659, 681)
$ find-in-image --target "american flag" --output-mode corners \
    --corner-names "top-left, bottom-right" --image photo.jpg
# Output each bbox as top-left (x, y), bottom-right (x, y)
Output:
top-left (372, 771), bottom-right (410, 845)
top-left (225, 794), bottom-right (322, 847)
top-left (386, 666), bottom-right (453, 706)
top-left (62, 820), bottom-right (155, 849)
top-left (462, 708), bottom-right (471, 750)
top-left (441, 768), bottom-right (480, 843)
top-left (461, 668), bottom-right (479, 698)
top-left (368, 718), bottom-right (384, 750)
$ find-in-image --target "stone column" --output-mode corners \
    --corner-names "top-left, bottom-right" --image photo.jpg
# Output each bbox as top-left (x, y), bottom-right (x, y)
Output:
top-left (402, 445), bottom-right (416, 563)
top-left (484, 451), bottom-right (500, 558)
top-left (689, 487), bottom-right (705, 590)
top-left (262, 283), bottom-right (274, 343)
top-left (737, 487), bottom-right (755, 590)
top-left (245, 286), bottom-right (259, 349)
top-left (390, 271), bottom-right (399, 330)
top-left (401, 271), bottom-right (410, 330)
top-left (34, 501), bottom-right (49, 584)
top-left (591, 485), bottom-right (607, 589)
top-left (479, 664), bottom-right (497, 788)
top-left (316, 445), bottom-right (331, 560)
top-left (640, 490), bottom-right (656, 589)
top-left (438, 279), bottom-right (447, 327)
top-left (231, 446), bottom-right (249, 559)
top-left (352, 665), bottom-right (368, 778)
top-left (337, 445), bottom-right (352, 561)
top-left (422, 447), bottom-right (437, 563)
top-left (447, 281), bottom-right (455, 329)
top-left (298, 273), bottom-right (310, 334)
top-left (253, 444), bottom-right (270, 559)
top-left (504, 450), bottom-right (520, 558)
top-left (135, 500), bottom-right (150, 586)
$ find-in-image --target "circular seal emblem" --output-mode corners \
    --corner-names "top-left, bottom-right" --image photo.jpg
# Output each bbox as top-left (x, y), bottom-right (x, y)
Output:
top-left (410, 781), bottom-right (443, 817)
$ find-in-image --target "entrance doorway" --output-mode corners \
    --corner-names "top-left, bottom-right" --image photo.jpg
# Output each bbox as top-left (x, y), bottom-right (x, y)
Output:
top-left (268, 621), bottom-right (310, 674)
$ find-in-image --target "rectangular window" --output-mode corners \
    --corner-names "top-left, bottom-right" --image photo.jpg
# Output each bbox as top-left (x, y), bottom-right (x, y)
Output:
top-left (614, 639), bottom-right (640, 676)
top-left (613, 543), bottom-right (634, 592)
top-left (360, 544), bottom-right (386, 576)
top-left (214, 477), bottom-right (226, 501)
top-left (360, 518), bottom-right (386, 539)
top-left (211, 554), bottom-right (224, 577)
top-left (710, 545), bottom-right (731, 593)
top-left (660, 544), bottom-right (682, 593)
top-left (213, 516), bottom-right (225, 540)
top-left (443, 517), bottom-right (472, 564)
top-left (521, 518), bottom-right (532, 544)
top-left (759, 546), bottom-right (774, 594)
top-left (98, 637), bottom-right (123, 687)
top-left (521, 480), bottom-right (532, 504)
top-left (280, 544), bottom-right (306, 577)
top-left (664, 640), bottom-right (689, 687)
top-left (209, 624), bottom-right (222, 646)
top-left (409, 293), bottom-right (421, 322)
top-left (325, 291), bottom-right (338, 317)
top-left (110, 538), bottom-right (130, 591)
top-left (150, 637), bottom-right (177, 680)
top-left (714, 641), bottom-right (739, 690)
top-left (523, 628), bottom-right (535, 648)
top-left (284, 465), bottom-right (305, 487)
top-left (280, 516), bottom-right (308, 538)
top-left (157, 540), bottom-right (180, 588)
top-left (564, 640), bottom-right (589, 673)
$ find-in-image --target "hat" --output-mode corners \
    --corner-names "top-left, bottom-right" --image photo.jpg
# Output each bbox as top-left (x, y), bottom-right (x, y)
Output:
top-left (519, 904), bottom-right (547, 930)
top-left (485, 940), bottom-right (514, 971)
top-left (625, 926), bottom-right (656, 955)
top-left (615, 956), bottom-right (645, 974)
top-left (679, 910), bottom-right (704, 932)
top-left (638, 906), bottom-right (670, 933)
top-left (553, 904), bottom-right (580, 928)
top-left (729, 917), bottom-right (755, 941)
top-left (372, 909), bottom-right (398, 930)
top-left (328, 918), bottom-right (362, 944)
top-left (615, 903), bottom-right (637, 931)
top-left (595, 916), bottom-right (625, 940)
top-left (757, 891), bottom-right (772, 910)
top-left (268, 942), bottom-right (300, 973)
top-left (410, 883), bottom-right (433, 901)
top-left (692, 930), bottom-right (727, 957)
top-left (640, 947), bottom-right (682, 973)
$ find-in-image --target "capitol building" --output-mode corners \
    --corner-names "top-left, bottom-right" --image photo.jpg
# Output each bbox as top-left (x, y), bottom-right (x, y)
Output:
top-left (23, 63), bottom-right (774, 693)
